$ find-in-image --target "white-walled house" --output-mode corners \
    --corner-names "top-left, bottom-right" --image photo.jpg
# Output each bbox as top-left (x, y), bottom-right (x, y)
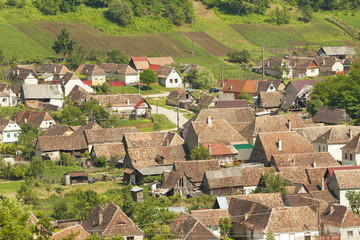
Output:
top-left (289, 58), bottom-right (320, 79)
top-left (59, 72), bottom-right (94, 96)
top-left (5, 67), bottom-right (38, 85)
top-left (21, 84), bottom-right (64, 109)
top-left (0, 119), bottom-right (21, 143)
top-left (328, 169), bottom-right (360, 207)
top-left (100, 63), bottom-right (139, 85)
top-left (341, 133), bottom-right (360, 165)
top-left (11, 110), bottom-right (55, 130)
top-left (157, 66), bottom-right (182, 88)
top-left (38, 63), bottom-right (71, 81)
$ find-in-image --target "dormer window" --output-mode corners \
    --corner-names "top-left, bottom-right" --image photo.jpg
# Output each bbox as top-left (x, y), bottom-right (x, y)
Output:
top-left (155, 155), bottom-right (164, 165)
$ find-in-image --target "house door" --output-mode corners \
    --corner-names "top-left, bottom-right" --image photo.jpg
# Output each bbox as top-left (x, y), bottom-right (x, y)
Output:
top-left (130, 174), bottom-right (135, 185)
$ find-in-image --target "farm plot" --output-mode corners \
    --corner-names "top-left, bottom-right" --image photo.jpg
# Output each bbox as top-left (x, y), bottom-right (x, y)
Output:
top-left (183, 31), bottom-right (232, 56)
top-left (15, 22), bottom-right (192, 58)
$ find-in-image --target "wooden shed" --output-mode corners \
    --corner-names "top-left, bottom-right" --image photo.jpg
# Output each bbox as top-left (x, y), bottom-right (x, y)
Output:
top-left (64, 172), bottom-right (88, 185)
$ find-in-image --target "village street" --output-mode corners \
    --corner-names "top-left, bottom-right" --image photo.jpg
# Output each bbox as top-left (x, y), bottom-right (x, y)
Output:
top-left (151, 105), bottom-right (190, 129)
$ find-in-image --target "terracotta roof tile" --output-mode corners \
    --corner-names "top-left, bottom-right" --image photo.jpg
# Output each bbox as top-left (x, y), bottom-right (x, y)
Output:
top-left (313, 106), bottom-right (351, 125)
top-left (174, 160), bottom-right (220, 185)
top-left (190, 209), bottom-right (229, 227)
top-left (271, 152), bottom-right (339, 168)
top-left (85, 127), bottom-right (140, 145)
top-left (334, 169), bottom-right (360, 189)
top-left (92, 143), bottom-right (126, 159)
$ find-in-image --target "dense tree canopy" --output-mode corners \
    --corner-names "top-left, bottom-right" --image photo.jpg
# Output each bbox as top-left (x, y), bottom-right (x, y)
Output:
top-left (52, 28), bottom-right (76, 61)
top-left (255, 168), bottom-right (287, 195)
top-left (140, 69), bottom-right (158, 89)
top-left (190, 145), bottom-right (211, 160)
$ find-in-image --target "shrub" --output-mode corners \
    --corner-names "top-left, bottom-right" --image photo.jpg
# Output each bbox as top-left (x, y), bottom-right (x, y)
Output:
top-left (94, 156), bottom-right (107, 167)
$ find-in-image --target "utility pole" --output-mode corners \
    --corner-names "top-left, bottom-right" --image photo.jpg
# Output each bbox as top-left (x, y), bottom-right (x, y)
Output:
top-left (191, 19), bottom-right (194, 55)
top-left (262, 43), bottom-right (265, 78)
top-left (90, 108), bottom-right (93, 123)
top-left (318, 202), bottom-right (321, 240)
top-left (177, 106), bottom-right (179, 131)
top-left (221, 64), bottom-right (224, 87)
top-left (138, 83), bottom-right (140, 94)
top-left (110, 79), bottom-right (113, 93)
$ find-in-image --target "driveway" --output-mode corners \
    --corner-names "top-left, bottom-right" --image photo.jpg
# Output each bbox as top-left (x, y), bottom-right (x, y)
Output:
top-left (151, 106), bottom-right (189, 129)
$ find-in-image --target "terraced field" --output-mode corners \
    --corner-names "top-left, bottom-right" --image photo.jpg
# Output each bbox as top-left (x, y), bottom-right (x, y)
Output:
top-left (183, 31), bottom-right (232, 56)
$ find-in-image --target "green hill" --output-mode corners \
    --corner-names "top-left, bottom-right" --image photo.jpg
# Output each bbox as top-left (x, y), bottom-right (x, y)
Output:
top-left (0, 0), bottom-right (360, 79)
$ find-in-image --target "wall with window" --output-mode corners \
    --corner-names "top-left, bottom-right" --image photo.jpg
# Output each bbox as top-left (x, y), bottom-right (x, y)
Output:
top-left (323, 224), bottom-right (359, 240)
top-left (342, 150), bottom-right (360, 166)
top-left (314, 143), bottom-right (344, 161)
top-left (2, 131), bottom-right (20, 143)
top-left (244, 229), bottom-right (318, 240)
top-left (39, 120), bottom-right (55, 130)
top-left (159, 70), bottom-right (182, 88)
top-left (306, 67), bottom-right (319, 77)
top-left (91, 75), bottom-right (106, 86)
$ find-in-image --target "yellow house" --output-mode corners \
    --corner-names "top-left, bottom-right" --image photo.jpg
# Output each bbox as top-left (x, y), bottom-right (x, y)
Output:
top-left (75, 64), bottom-right (106, 86)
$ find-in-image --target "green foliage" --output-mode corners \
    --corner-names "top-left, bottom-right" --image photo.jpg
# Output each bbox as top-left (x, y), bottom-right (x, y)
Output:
top-left (108, 0), bottom-right (134, 26)
top-left (106, 49), bottom-right (128, 64)
top-left (84, 0), bottom-right (109, 8)
top-left (200, 0), bottom-right (271, 15)
top-left (93, 82), bottom-right (111, 94)
top-left (190, 145), bottom-right (211, 160)
top-left (16, 180), bottom-right (39, 206)
top-left (0, 162), bottom-right (29, 180)
top-left (53, 200), bottom-right (75, 219)
top-left (16, 123), bottom-right (41, 160)
top-left (140, 69), bottom-right (158, 89)
top-left (60, 152), bottom-right (76, 166)
top-left (238, 90), bottom-right (253, 104)
top-left (66, 46), bottom-right (87, 70)
top-left (265, 232), bottom-right (275, 240)
top-left (81, 99), bottom-right (110, 126)
top-left (187, 67), bottom-right (215, 89)
top-left (33, 0), bottom-right (82, 14)
top-left (227, 49), bottom-right (251, 63)
top-left (255, 168), bottom-right (288, 195)
top-left (94, 156), bottom-right (107, 167)
top-left (219, 217), bottom-right (232, 237)
top-left (141, 175), bottom-right (162, 184)
top-left (300, 0), bottom-right (312, 23)
top-left (346, 190), bottom-right (360, 214)
top-left (55, 105), bottom-right (86, 126)
top-left (6, 0), bottom-right (25, 8)
top-left (306, 96), bottom-right (324, 116)
top-left (268, 6), bottom-right (290, 25)
top-left (27, 157), bottom-right (44, 179)
top-left (52, 28), bottom-right (76, 61)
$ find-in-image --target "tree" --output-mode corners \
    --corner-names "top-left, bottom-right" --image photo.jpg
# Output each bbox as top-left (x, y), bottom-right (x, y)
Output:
top-left (265, 232), bottom-right (275, 240)
top-left (52, 28), bottom-right (76, 62)
top-left (106, 50), bottom-right (128, 64)
top-left (6, 0), bottom-right (25, 8)
top-left (66, 46), bottom-right (86, 70)
top-left (0, 50), bottom-right (4, 65)
top-left (300, 2), bottom-right (312, 23)
top-left (227, 49), bottom-right (251, 63)
top-left (346, 190), bottom-right (360, 214)
top-left (94, 156), bottom-right (107, 167)
top-left (188, 67), bottom-right (215, 89)
top-left (190, 146), bottom-right (211, 160)
top-left (268, 6), bottom-right (290, 25)
top-left (66, 189), bottom-right (103, 220)
top-left (53, 200), bottom-right (75, 219)
top-left (55, 105), bottom-right (86, 126)
top-left (306, 96), bottom-right (324, 116)
top-left (140, 69), bottom-right (158, 89)
top-left (219, 217), bottom-right (232, 238)
top-left (108, 0), bottom-right (134, 26)
top-left (27, 157), bottom-right (44, 179)
top-left (255, 168), bottom-right (287, 195)
top-left (16, 181), bottom-right (39, 206)
top-left (16, 123), bottom-right (41, 160)
top-left (238, 90), bottom-right (253, 104)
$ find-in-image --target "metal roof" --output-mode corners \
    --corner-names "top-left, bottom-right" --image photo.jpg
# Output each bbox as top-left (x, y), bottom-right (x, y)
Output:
top-left (216, 197), bottom-right (228, 209)
top-left (136, 165), bottom-right (173, 175)
top-left (233, 143), bottom-right (253, 150)
top-left (131, 186), bottom-right (144, 192)
top-left (23, 84), bottom-right (63, 99)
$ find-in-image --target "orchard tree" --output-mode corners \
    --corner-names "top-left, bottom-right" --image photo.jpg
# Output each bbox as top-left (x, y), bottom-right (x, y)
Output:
top-left (190, 145), bottom-right (211, 160)
top-left (219, 217), bottom-right (232, 238)
top-left (227, 49), bottom-right (251, 63)
top-left (140, 69), bottom-right (158, 89)
top-left (346, 190), bottom-right (360, 214)
top-left (255, 168), bottom-right (287, 195)
top-left (52, 28), bottom-right (76, 62)
top-left (108, 0), bottom-right (133, 26)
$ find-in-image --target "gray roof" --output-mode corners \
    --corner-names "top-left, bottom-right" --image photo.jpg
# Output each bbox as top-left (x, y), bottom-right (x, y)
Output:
top-left (321, 46), bottom-right (356, 56)
top-left (217, 93), bottom-right (235, 101)
top-left (136, 165), bottom-right (173, 175)
top-left (22, 84), bottom-right (63, 99)
top-left (216, 197), bottom-right (229, 209)
top-left (131, 186), bottom-right (144, 192)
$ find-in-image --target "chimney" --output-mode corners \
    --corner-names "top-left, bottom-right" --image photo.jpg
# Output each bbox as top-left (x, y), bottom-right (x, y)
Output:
top-left (99, 211), bottom-right (103, 225)
top-left (207, 116), bottom-right (212, 127)
top-left (349, 128), bottom-right (353, 139)
top-left (126, 99), bottom-right (130, 105)
top-left (24, 118), bottom-right (27, 123)
top-left (208, 144), bottom-right (211, 155)
top-left (54, 67), bottom-right (57, 73)
top-left (287, 119), bottom-right (292, 131)
top-left (17, 69), bottom-right (19, 76)
top-left (329, 206), bottom-right (334, 215)
top-left (244, 213), bottom-right (249, 220)
top-left (278, 139), bottom-right (282, 151)
top-left (313, 161), bottom-right (317, 168)
top-left (12, 69), bottom-right (15, 75)
top-left (166, 139), bottom-right (169, 146)
top-left (85, 68), bottom-right (88, 73)
top-left (321, 177), bottom-right (325, 191)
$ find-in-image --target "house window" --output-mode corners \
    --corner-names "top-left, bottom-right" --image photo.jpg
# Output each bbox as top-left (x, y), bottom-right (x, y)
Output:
top-left (179, 177), bottom-right (183, 187)
top-left (175, 79), bottom-right (178, 83)
top-left (14, 133), bottom-right (18, 138)
top-left (95, 77), bottom-right (98, 80)
top-left (304, 232), bottom-right (311, 240)
top-left (2, 98), bottom-right (6, 102)
top-left (358, 228), bottom-right (360, 235)
top-left (318, 146), bottom-right (321, 152)
top-left (126, 237), bottom-right (134, 240)
top-left (323, 146), bottom-right (326, 152)
top-left (270, 86), bottom-right (274, 90)
top-left (311, 69), bottom-right (315, 73)
top-left (7, 133), bottom-right (10, 138)
top-left (345, 153), bottom-right (348, 159)
top-left (348, 230), bottom-right (353, 237)
top-left (350, 154), bottom-right (353, 161)
top-left (170, 79), bottom-right (173, 83)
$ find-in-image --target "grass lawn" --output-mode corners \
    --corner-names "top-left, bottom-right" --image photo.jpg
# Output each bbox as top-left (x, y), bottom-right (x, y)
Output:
top-left (184, 113), bottom-right (196, 119)
top-left (111, 84), bottom-right (174, 95)
top-left (153, 114), bottom-right (176, 130)
top-left (0, 180), bottom-right (23, 197)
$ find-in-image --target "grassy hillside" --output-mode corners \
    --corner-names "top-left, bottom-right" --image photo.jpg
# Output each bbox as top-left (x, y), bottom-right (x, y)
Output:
top-left (0, 1), bottom-right (360, 80)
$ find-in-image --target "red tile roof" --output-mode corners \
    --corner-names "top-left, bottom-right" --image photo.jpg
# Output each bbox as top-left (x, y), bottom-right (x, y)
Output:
top-left (203, 143), bottom-right (235, 156)
top-left (132, 57), bottom-right (148, 61)
top-left (327, 166), bottom-right (360, 177)
top-left (148, 64), bottom-right (161, 73)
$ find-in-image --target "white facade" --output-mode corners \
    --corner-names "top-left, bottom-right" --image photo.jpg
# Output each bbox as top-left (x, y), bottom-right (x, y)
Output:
top-left (159, 70), bottom-right (182, 88)
top-left (323, 224), bottom-right (360, 240)
top-left (1, 123), bottom-right (21, 143)
top-left (243, 186), bottom-right (257, 195)
top-left (49, 98), bottom-right (64, 108)
top-left (64, 80), bottom-right (94, 96)
top-left (39, 120), bottom-right (55, 130)
top-left (111, 106), bottom-right (147, 116)
top-left (245, 229), bottom-right (318, 240)
top-left (332, 62), bottom-right (344, 72)
top-left (306, 68), bottom-right (320, 77)
top-left (314, 143), bottom-right (343, 161)
top-left (24, 73), bottom-right (38, 85)
top-left (342, 150), bottom-right (360, 166)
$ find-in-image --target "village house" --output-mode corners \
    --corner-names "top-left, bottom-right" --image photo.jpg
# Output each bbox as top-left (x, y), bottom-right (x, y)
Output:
top-left (201, 166), bottom-right (266, 195)
top-left (181, 107), bottom-right (254, 139)
top-left (313, 56), bottom-right (344, 75)
top-left (341, 133), bottom-right (360, 166)
top-left (289, 57), bottom-right (320, 78)
top-left (5, 67), bottom-right (38, 85)
top-left (191, 209), bottom-right (229, 238)
top-left (318, 46), bottom-right (356, 59)
top-left (313, 106), bottom-right (351, 125)
top-left (254, 91), bottom-right (282, 111)
top-left (197, 94), bottom-right (215, 109)
top-left (344, 57), bottom-right (357, 72)
top-left (67, 85), bottom-right (90, 105)
top-left (83, 202), bottom-right (144, 239)
top-left (85, 127), bottom-right (140, 153)
top-left (75, 64), bottom-right (106, 86)
top-left (255, 57), bottom-right (293, 79)
top-left (173, 160), bottom-right (220, 187)
top-left (51, 224), bottom-right (90, 240)
top-left (123, 131), bottom-right (184, 150)
top-left (21, 84), bottom-right (64, 109)
top-left (0, 119), bottom-right (21, 143)
top-left (184, 118), bottom-right (248, 166)
top-left (43, 125), bottom-right (74, 137)
top-left (90, 143), bottom-right (126, 165)
top-left (311, 125), bottom-right (360, 161)
top-left (240, 114), bottom-right (316, 145)
top-left (280, 85), bottom-right (314, 112)
top-left (59, 72), bottom-right (94, 96)
top-left (166, 87), bottom-right (196, 108)
top-left (249, 131), bottom-right (315, 166)
top-left (215, 99), bottom-right (248, 109)
top-left (283, 79), bottom-right (322, 96)
top-left (38, 63), bottom-right (71, 81)
top-left (11, 110), bottom-right (55, 130)
top-left (217, 93), bottom-right (235, 101)
top-left (321, 205), bottom-right (360, 239)
top-left (156, 66), bottom-right (182, 88)
top-left (100, 63), bottom-right (139, 86)
top-left (129, 57), bottom-right (149, 72)
top-left (0, 82), bottom-right (21, 106)
top-left (328, 169), bottom-right (360, 207)
top-left (85, 94), bottom-right (151, 118)
top-left (154, 171), bottom-right (195, 198)
top-left (171, 212), bottom-right (219, 240)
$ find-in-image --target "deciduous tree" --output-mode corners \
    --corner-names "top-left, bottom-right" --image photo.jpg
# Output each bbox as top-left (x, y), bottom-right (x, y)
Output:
top-left (190, 145), bottom-right (211, 160)
top-left (52, 28), bottom-right (76, 62)
top-left (140, 69), bottom-right (158, 89)
top-left (346, 190), bottom-right (360, 214)
top-left (108, 0), bottom-right (134, 26)
top-left (255, 168), bottom-right (287, 195)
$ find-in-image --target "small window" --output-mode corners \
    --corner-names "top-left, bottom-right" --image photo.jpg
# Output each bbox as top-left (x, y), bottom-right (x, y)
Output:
top-left (345, 153), bottom-right (348, 159)
top-left (305, 232), bottom-right (311, 240)
top-left (323, 146), bottom-right (326, 152)
top-left (175, 79), bottom-right (178, 83)
top-left (127, 237), bottom-right (134, 240)
top-left (170, 79), bottom-right (173, 83)
top-left (350, 154), bottom-right (353, 161)
top-left (348, 230), bottom-right (353, 237)
top-left (270, 86), bottom-right (274, 90)
top-left (7, 133), bottom-right (10, 138)
top-left (95, 77), bottom-right (98, 80)
top-left (318, 146), bottom-right (321, 152)
top-left (2, 98), bottom-right (7, 102)
top-left (311, 69), bottom-right (315, 73)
